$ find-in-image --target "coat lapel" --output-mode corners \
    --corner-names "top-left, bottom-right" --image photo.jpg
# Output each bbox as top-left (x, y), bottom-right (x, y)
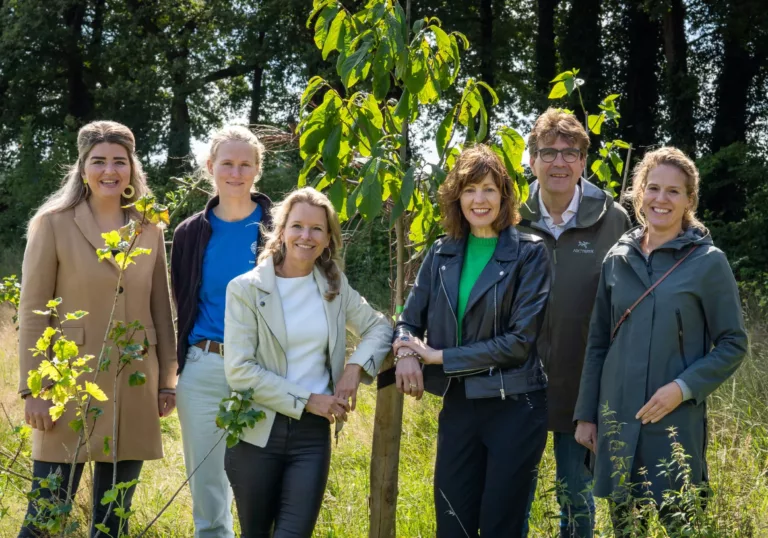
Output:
top-left (73, 201), bottom-right (121, 273)
top-left (252, 258), bottom-right (289, 356)
top-left (314, 266), bottom-right (340, 364)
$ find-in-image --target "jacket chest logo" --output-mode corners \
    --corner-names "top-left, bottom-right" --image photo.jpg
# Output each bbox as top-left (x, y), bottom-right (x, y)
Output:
top-left (573, 240), bottom-right (595, 254)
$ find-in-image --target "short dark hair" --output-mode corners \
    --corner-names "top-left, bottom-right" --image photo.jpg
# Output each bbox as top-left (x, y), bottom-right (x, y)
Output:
top-left (438, 144), bottom-right (521, 239)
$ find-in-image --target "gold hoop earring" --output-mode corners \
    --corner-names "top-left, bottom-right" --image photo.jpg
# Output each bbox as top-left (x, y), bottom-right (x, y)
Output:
top-left (122, 185), bottom-right (135, 198)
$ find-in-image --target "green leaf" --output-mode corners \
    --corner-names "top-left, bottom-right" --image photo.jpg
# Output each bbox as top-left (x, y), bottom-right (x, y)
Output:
top-left (548, 81), bottom-right (567, 99)
top-left (361, 94), bottom-right (384, 129)
top-left (591, 159), bottom-right (612, 183)
top-left (69, 418), bottom-right (83, 433)
top-left (322, 11), bottom-right (347, 60)
top-left (436, 106), bottom-right (457, 158)
top-left (50, 404), bottom-right (66, 422)
top-left (499, 127), bottom-right (526, 174)
top-left (65, 310), bottom-right (88, 321)
top-left (340, 39), bottom-right (372, 89)
top-left (609, 151), bottom-right (624, 176)
top-left (613, 139), bottom-right (631, 149)
top-left (328, 177), bottom-right (346, 216)
top-left (476, 99), bottom-right (489, 142)
top-left (103, 436), bottom-right (111, 455)
top-left (85, 381), bottom-right (108, 402)
top-left (52, 339), bottom-right (78, 361)
top-left (372, 39), bottom-right (392, 101)
top-left (321, 124), bottom-right (342, 179)
top-left (400, 166), bottom-right (417, 209)
top-left (28, 370), bottom-right (42, 396)
top-left (45, 298), bottom-right (62, 308)
top-left (36, 326), bottom-right (58, 352)
top-left (129, 371), bottom-right (147, 387)
top-left (101, 487), bottom-right (118, 505)
top-left (301, 76), bottom-right (326, 110)
top-left (588, 114), bottom-right (605, 135)
top-left (101, 230), bottom-right (121, 249)
top-left (313, 5), bottom-right (340, 50)
top-left (549, 70), bottom-right (575, 83)
top-left (404, 49), bottom-right (427, 95)
top-left (358, 161), bottom-right (383, 220)
top-left (476, 81), bottom-right (499, 106)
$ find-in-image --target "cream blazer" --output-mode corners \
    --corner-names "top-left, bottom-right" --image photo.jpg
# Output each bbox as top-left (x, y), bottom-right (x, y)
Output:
top-left (224, 256), bottom-right (392, 447)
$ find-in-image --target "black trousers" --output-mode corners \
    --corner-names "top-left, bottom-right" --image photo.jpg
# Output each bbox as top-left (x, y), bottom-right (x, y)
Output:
top-left (18, 459), bottom-right (143, 538)
top-left (225, 412), bottom-right (331, 538)
top-left (434, 382), bottom-right (548, 538)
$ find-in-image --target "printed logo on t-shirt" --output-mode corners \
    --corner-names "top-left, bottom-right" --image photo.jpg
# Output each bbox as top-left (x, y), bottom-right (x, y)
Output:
top-left (250, 241), bottom-right (258, 264)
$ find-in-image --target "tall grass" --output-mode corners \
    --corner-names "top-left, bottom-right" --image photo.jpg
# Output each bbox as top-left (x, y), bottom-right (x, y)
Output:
top-left (0, 303), bottom-right (767, 537)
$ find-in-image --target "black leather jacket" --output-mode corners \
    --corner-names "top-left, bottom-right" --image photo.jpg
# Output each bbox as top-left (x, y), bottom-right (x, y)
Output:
top-left (395, 225), bottom-right (551, 398)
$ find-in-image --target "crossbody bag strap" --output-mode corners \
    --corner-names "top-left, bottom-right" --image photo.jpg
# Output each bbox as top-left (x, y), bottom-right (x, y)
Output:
top-left (610, 245), bottom-right (699, 342)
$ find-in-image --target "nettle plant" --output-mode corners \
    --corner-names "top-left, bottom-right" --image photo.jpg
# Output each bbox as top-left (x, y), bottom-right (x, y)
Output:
top-left (300, 0), bottom-right (529, 247)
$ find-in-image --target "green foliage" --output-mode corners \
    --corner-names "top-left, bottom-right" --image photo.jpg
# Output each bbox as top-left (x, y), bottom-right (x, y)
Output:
top-left (300, 0), bottom-right (531, 251)
top-left (216, 389), bottom-right (267, 448)
top-left (0, 275), bottom-right (20, 323)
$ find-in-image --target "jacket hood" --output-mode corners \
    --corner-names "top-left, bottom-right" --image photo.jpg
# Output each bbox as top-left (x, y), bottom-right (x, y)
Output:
top-left (520, 178), bottom-right (614, 233)
top-left (620, 225), bottom-right (713, 253)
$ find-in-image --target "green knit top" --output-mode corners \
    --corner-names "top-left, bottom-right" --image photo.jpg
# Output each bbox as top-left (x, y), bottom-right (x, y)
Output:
top-left (457, 234), bottom-right (498, 344)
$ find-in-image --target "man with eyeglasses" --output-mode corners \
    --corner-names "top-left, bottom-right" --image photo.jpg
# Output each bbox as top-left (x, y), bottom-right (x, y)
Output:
top-left (518, 108), bottom-right (631, 538)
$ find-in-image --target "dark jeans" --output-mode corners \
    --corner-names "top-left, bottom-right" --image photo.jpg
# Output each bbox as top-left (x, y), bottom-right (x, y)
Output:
top-left (525, 432), bottom-right (595, 538)
top-left (18, 459), bottom-right (143, 538)
top-left (225, 412), bottom-right (331, 538)
top-left (434, 382), bottom-right (548, 538)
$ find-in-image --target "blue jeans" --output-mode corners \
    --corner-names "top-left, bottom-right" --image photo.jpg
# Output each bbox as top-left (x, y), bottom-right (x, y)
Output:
top-left (524, 432), bottom-right (595, 538)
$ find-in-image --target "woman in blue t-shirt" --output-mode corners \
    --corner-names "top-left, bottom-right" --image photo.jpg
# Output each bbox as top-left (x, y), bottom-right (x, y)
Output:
top-left (170, 125), bottom-right (272, 538)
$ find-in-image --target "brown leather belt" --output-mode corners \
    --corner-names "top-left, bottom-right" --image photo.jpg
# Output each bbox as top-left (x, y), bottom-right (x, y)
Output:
top-left (193, 340), bottom-right (224, 355)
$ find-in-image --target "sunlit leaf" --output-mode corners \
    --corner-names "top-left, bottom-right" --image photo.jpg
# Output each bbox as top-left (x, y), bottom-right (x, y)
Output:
top-left (128, 371), bottom-right (147, 387)
top-left (548, 81), bottom-right (567, 100)
top-left (85, 381), bottom-right (108, 402)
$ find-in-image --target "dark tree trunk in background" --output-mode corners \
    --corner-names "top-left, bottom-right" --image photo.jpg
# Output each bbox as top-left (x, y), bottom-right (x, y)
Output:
top-left (620, 1), bottom-right (661, 159)
top-left (165, 21), bottom-right (195, 177)
top-left (63, 2), bottom-right (92, 123)
top-left (535, 0), bottom-right (560, 111)
top-left (88, 0), bottom-right (106, 92)
top-left (478, 0), bottom-right (495, 137)
top-left (560, 0), bottom-right (603, 118)
top-left (710, 4), bottom-right (761, 153)
top-left (249, 31), bottom-right (266, 126)
top-left (662, 0), bottom-right (697, 156)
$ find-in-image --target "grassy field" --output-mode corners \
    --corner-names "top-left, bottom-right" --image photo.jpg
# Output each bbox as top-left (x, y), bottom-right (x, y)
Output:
top-left (1, 300), bottom-right (767, 537)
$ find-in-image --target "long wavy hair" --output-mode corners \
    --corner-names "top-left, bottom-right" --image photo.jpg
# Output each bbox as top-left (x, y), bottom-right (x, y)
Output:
top-left (624, 146), bottom-right (706, 232)
top-left (27, 121), bottom-right (151, 236)
top-left (259, 187), bottom-right (343, 301)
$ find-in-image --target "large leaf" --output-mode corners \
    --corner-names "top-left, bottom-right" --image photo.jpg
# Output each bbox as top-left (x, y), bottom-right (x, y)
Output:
top-left (372, 39), bottom-right (392, 101)
top-left (588, 113), bottom-right (605, 135)
top-left (548, 81), bottom-right (567, 99)
top-left (322, 11), bottom-right (347, 60)
top-left (404, 49), bottom-right (427, 95)
top-left (436, 106), bottom-right (457, 158)
top-left (313, 5), bottom-right (340, 49)
top-left (361, 93), bottom-right (383, 129)
top-left (298, 154), bottom-right (322, 187)
top-left (340, 39), bottom-right (372, 89)
top-left (591, 159), bottom-right (612, 183)
top-left (499, 127), bottom-right (525, 174)
top-left (358, 160), bottom-right (384, 220)
top-left (321, 124), bottom-right (342, 179)
top-left (301, 77), bottom-right (327, 111)
top-left (85, 381), bottom-right (108, 402)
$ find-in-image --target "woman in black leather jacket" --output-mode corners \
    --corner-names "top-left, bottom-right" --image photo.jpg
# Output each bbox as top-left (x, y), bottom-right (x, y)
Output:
top-left (394, 144), bottom-right (551, 537)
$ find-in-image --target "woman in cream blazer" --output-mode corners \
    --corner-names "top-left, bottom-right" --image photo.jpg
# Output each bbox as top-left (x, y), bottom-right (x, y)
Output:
top-left (223, 187), bottom-right (391, 538)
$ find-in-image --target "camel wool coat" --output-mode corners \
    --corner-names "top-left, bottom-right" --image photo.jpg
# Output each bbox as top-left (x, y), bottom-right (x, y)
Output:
top-left (18, 201), bottom-right (177, 463)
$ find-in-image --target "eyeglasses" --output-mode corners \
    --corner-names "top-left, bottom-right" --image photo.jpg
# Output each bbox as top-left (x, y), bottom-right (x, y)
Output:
top-left (536, 147), bottom-right (583, 163)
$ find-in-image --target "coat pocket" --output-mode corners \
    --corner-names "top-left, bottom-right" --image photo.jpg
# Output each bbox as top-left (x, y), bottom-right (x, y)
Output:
top-left (61, 327), bottom-right (85, 345)
top-left (675, 309), bottom-right (689, 369)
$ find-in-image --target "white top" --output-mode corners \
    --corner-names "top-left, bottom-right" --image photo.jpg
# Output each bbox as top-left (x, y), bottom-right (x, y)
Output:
top-left (276, 273), bottom-right (331, 396)
top-left (539, 184), bottom-right (581, 240)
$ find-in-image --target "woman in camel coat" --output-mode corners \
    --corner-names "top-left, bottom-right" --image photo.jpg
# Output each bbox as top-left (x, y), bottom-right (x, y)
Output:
top-left (17, 121), bottom-right (176, 537)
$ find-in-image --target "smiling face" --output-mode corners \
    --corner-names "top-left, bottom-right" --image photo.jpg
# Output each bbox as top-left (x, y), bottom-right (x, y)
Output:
top-left (281, 202), bottom-right (331, 271)
top-left (459, 172), bottom-right (502, 238)
top-left (641, 164), bottom-right (690, 235)
top-left (529, 135), bottom-right (586, 198)
top-left (83, 143), bottom-right (131, 201)
top-left (208, 141), bottom-right (259, 200)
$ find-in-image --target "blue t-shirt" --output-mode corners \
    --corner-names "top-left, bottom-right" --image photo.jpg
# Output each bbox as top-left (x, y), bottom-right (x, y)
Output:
top-left (188, 204), bottom-right (262, 345)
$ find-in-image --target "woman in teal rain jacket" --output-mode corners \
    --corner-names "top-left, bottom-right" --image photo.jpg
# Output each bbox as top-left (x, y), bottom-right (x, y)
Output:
top-left (573, 147), bottom-right (748, 532)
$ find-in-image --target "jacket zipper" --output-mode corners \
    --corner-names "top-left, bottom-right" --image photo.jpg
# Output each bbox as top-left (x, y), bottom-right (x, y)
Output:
top-left (644, 254), bottom-right (655, 398)
top-left (490, 283), bottom-right (505, 399)
top-left (439, 267), bottom-right (459, 396)
top-left (675, 309), bottom-right (689, 369)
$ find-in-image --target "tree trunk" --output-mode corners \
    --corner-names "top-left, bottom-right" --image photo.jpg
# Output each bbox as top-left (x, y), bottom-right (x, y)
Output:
top-left (661, 0), bottom-right (697, 156)
top-left (165, 20), bottom-right (196, 178)
top-left (477, 0), bottom-right (495, 137)
top-left (560, 0), bottom-right (602, 117)
top-left (63, 1), bottom-right (92, 123)
top-left (249, 31), bottom-right (266, 126)
top-left (535, 0), bottom-right (560, 110)
top-left (710, 10), bottom-right (760, 152)
top-left (620, 1), bottom-right (661, 159)
top-left (369, 3), bottom-right (410, 533)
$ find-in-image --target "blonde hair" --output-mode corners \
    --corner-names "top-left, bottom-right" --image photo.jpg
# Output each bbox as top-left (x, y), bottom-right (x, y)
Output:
top-left (624, 146), bottom-right (706, 232)
top-left (200, 125), bottom-right (265, 193)
top-left (528, 107), bottom-right (590, 155)
top-left (27, 121), bottom-right (151, 236)
top-left (259, 187), bottom-right (343, 301)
